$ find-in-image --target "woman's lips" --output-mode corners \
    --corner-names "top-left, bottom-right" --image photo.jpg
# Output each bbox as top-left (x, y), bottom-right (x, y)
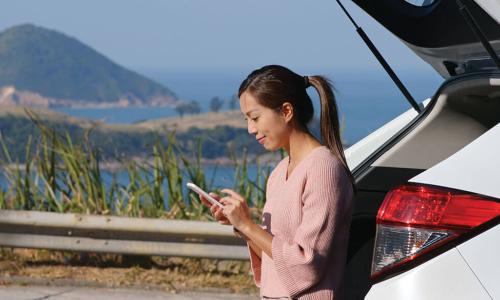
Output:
top-left (257, 137), bottom-right (266, 144)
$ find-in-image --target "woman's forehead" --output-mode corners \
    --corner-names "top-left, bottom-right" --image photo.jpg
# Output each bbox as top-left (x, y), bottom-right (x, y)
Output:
top-left (240, 92), bottom-right (263, 114)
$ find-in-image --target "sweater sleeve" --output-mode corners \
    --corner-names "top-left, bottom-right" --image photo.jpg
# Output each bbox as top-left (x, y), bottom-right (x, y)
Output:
top-left (271, 158), bottom-right (352, 298)
top-left (247, 242), bottom-right (262, 287)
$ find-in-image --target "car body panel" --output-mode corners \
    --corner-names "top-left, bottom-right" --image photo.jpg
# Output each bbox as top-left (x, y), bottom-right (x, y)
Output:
top-left (365, 247), bottom-right (492, 300)
top-left (345, 99), bottom-right (430, 171)
top-left (457, 224), bottom-right (500, 299)
top-left (474, 0), bottom-right (500, 23)
top-left (410, 122), bottom-right (500, 199)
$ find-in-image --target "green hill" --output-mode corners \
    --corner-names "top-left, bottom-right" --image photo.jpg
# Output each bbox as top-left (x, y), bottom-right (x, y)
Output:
top-left (0, 107), bottom-right (264, 162)
top-left (0, 24), bottom-right (177, 107)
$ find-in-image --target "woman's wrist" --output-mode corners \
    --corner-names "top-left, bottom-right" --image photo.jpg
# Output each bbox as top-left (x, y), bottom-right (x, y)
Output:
top-left (233, 227), bottom-right (248, 240)
top-left (239, 221), bottom-right (257, 237)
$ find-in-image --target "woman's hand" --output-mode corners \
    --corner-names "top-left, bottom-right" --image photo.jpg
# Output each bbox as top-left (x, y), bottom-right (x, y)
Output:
top-left (219, 189), bottom-right (253, 231)
top-left (199, 192), bottom-right (230, 225)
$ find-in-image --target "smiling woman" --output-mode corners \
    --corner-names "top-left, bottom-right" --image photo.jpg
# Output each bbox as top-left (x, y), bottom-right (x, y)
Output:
top-left (198, 65), bottom-right (355, 300)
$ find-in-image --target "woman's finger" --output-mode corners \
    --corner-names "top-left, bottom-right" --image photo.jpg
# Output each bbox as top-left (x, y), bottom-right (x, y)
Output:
top-left (214, 207), bottom-right (229, 221)
top-left (221, 189), bottom-right (244, 202)
top-left (209, 192), bottom-right (221, 200)
top-left (199, 195), bottom-right (213, 208)
top-left (219, 197), bottom-right (239, 206)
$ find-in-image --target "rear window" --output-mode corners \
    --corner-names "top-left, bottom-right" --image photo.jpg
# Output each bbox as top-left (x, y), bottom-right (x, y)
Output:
top-left (404, 0), bottom-right (437, 6)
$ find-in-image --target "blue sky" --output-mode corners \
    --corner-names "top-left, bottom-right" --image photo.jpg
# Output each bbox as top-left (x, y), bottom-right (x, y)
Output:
top-left (0, 0), bottom-right (438, 74)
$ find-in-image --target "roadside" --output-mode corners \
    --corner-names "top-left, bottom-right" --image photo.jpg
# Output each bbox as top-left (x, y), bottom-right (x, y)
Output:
top-left (0, 249), bottom-right (259, 297)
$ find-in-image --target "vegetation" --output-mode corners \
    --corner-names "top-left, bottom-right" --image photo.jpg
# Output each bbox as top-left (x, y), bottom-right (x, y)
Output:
top-left (0, 111), bottom-right (262, 162)
top-left (174, 100), bottom-right (201, 117)
top-left (228, 94), bottom-right (239, 110)
top-left (0, 24), bottom-right (176, 105)
top-left (0, 248), bottom-right (258, 294)
top-left (0, 110), bottom-right (274, 293)
top-left (0, 111), bottom-right (272, 221)
top-left (209, 96), bottom-right (224, 112)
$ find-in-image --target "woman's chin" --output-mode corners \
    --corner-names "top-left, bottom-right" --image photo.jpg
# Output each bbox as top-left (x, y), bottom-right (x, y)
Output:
top-left (263, 143), bottom-right (279, 151)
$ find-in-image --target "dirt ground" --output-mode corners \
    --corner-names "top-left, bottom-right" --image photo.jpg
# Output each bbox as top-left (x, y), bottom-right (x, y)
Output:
top-left (0, 248), bottom-right (259, 295)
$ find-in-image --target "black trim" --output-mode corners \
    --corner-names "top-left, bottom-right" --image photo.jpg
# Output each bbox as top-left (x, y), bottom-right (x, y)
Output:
top-left (356, 166), bottom-right (424, 191)
top-left (352, 0), bottom-right (500, 48)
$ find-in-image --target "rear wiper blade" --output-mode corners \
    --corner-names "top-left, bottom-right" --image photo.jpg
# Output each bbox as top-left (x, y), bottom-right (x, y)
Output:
top-left (456, 0), bottom-right (500, 71)
top-left (335, 0), bottom-right (423, 113)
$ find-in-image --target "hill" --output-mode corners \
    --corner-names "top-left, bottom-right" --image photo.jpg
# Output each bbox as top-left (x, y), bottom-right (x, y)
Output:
top-left (0, 24), bottom-right (177, 108)
top-left (136, 110), bottom-right (247, 131)
top-left (0, 107), bottom-right (263, 162)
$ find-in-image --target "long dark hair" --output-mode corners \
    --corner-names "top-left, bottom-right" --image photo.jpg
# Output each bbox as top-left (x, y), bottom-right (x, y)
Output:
top-left (238, 65), bottom-right (354, 186)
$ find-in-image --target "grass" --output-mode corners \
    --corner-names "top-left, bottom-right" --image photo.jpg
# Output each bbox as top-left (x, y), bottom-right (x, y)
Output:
top-left (0, 110), bottom-right (269, 292)
top-left (0, 110), bottom-right (272, 221)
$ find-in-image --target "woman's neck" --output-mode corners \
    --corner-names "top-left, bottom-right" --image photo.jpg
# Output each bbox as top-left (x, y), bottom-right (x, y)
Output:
top-left (284, 129), bottom-right (322, 165)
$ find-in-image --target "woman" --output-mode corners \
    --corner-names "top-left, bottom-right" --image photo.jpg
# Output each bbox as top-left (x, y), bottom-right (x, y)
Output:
top-left (200, 65), bottom-right (354, 300)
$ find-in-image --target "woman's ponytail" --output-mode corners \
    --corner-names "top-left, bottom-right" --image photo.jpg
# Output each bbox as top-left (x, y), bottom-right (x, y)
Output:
top-left (238, 65), bottom-right (355, 188)
top-left (308, 76), bottom-right (355, 187)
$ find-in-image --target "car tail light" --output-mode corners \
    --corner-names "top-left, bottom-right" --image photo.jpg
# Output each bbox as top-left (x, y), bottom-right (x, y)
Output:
top-left (371, 184), bottom-right (500, 280)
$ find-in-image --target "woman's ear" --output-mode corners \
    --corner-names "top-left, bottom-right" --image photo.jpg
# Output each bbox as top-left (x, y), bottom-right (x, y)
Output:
top-left (281, 102), bottom-right (294, 123)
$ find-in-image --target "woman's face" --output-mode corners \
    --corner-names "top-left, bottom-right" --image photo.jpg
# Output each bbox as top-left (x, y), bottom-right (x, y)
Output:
top-left (239, 91), bottom-right (291, 151)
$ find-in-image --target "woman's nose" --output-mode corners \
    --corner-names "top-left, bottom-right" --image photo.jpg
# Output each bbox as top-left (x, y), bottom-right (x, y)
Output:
top-left (247, 122), bottom-right (257, 135)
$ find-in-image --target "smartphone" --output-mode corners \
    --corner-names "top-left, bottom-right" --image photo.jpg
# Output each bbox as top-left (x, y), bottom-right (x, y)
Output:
top-left (186, 182), bottom-right (224, 208)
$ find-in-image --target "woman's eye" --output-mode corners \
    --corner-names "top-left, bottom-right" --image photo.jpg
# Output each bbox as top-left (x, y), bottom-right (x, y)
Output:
top-left (251, 116), bottom-right (259, 122)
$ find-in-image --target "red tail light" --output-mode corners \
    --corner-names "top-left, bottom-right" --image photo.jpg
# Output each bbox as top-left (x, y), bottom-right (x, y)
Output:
top-left (371, 184), bottom-right (500, 279)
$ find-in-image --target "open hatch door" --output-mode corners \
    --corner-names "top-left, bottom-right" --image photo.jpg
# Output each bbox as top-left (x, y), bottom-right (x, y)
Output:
top-left (352, 0), bottom-right (500, 78)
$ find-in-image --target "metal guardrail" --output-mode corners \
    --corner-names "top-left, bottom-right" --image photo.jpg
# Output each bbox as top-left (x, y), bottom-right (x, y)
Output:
top-left (0, 210), bottom-right (249, 260)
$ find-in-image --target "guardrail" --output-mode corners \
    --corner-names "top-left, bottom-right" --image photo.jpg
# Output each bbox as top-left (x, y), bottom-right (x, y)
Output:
top-left (0, 210), bottom-right (249, 260)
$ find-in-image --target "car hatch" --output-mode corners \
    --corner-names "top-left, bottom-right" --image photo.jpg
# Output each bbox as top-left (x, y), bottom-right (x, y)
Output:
top-left (352, 0), bottom-right (500, 78)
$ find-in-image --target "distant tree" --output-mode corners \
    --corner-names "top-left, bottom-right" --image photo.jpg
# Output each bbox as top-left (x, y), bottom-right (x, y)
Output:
top-left (229, 94), bottom-right (239, 110)
top-left (209, 96), bottom-right (224, 113)
top-left (188, 100), bottom-right (201, 114)
top-left (174, 100), bottom-right (201, 117)
top-left (175, 103), bottom-right (188, 118)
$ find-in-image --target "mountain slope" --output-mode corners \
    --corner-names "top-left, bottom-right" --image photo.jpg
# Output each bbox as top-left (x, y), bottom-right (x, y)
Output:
top-left (0, 24), bottom-right (177, 107)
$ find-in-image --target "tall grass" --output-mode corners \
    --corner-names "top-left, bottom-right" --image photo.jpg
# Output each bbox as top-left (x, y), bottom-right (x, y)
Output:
top-left (0, 111), bottom-right (271, 221)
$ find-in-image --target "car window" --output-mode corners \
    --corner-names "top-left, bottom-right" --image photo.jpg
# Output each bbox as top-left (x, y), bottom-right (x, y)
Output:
top-left (404, 0), bottom-right (437, 6)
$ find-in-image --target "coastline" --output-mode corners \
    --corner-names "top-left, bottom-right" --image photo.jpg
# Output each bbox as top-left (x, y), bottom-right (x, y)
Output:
top-left (3, 151), bottom-right (282, 173)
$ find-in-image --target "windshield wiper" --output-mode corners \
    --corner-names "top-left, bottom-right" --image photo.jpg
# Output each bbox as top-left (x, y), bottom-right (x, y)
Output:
top-left (456, 0), bottom-right (500, 71)
top-left (335, 0), bottom-right (423, 113)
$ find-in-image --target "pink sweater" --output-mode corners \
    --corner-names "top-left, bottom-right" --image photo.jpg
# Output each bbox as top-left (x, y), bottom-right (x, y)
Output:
top-left (248, 146), bottom-right (354, 300)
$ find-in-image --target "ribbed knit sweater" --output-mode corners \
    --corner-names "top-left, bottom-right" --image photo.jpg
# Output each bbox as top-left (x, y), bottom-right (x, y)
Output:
top-left (248, 146), bottom-right (354, 300)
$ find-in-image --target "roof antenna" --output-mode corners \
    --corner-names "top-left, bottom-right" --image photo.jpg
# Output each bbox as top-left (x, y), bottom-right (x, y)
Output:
top-left (456, 0), bottom-right (500, 70)
top-left (335, 0), bottom-right (423, 113)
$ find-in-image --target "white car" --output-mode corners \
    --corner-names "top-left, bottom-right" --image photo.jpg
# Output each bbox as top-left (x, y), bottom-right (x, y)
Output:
top-left (341, 1), bottom-right (500, 299)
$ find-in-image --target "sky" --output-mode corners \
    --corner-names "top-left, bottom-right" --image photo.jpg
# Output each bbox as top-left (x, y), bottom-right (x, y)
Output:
top-left (0, 0), bottom-right (439, 74)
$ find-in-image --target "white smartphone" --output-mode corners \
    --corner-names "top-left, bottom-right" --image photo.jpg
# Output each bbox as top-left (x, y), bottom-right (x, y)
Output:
top-left (186, 182), bottom-right (224, 208)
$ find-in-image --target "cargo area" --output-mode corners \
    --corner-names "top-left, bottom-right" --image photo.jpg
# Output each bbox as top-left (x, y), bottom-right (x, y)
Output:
top-left (344, 72), bottom-right (500, 300)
